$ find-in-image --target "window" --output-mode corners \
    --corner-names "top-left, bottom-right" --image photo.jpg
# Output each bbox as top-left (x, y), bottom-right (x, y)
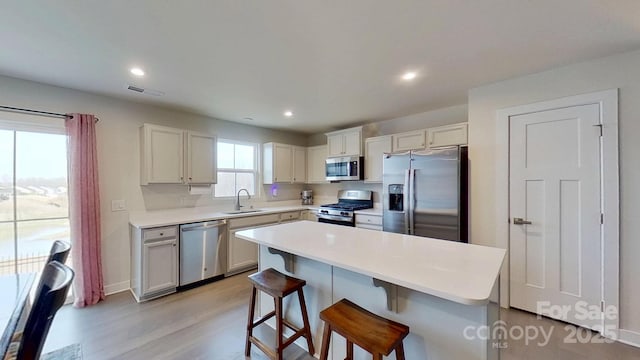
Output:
top-left (0, 124), bottom-right (70, 276)
top-left (214, 139), bottom-right (258, 197)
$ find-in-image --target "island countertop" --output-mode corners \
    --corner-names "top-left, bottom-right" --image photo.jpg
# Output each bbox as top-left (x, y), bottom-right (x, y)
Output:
top-left (236, 220), bottom-right (505, 306)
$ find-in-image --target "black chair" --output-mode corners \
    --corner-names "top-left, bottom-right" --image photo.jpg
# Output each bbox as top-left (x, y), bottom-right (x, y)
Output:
top-left (47, 240), bottom-right (71, 264)
top-left (17, 261), bottom-right (75, 360)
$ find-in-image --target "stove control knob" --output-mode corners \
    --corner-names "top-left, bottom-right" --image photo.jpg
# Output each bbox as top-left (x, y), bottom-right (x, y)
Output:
top-left (340, 211), bottom-right (349, 216)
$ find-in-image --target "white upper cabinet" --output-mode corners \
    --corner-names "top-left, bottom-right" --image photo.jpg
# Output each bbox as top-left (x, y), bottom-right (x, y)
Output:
top-left (263, 142), bottom-right (307, 184)
top-left (292, 146), bottom-right (307, 183)
top-left (140, 124), bottom-right (217, 185)
top-left (140, 124), bottom-right (184, 184)
top-left (326, 126), bottom-right (363, 157)
top-left (364, 135), bottom-right (391, 183)
top-left (427, 123), bottom-right (468, 148)
top-left (392, 129), bottom-right (427, 152)
top-left (186, 131), bottom-right (217, 184)
top-left (306, 145), bottom-right (328, 183)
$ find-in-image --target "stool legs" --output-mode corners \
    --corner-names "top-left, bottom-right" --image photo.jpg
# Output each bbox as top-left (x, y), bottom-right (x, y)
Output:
top-left (319, 322), bottom-right (331, 360)
top-left (245, 287), bottom-right (257, 357)
top-left (275, 297), bottom-right (283, 360)
top-left (297, 289), bottom-right (315, 355)
top-left (395, 342), bottom-right (406, 360)
top-left (346, 340), bottom-right (354, 360)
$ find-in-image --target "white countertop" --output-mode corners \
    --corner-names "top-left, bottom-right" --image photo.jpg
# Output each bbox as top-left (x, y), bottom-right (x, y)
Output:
top-left (237, 221), bottom-right (505, 306)
top-left (129, 205), bottom-right (312, 228)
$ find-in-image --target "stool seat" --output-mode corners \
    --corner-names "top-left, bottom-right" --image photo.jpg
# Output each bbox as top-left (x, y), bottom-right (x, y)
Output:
top-left (248, 267), bottom-right (306, 298)
top-left (246, 268), bottom-right (315, 360)
top-left (319, 299), bottom-right (409, 360)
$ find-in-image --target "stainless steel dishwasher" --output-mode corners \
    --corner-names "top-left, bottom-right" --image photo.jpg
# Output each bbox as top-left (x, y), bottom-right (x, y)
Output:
top-left (179, 220), bottom-right (227, 286)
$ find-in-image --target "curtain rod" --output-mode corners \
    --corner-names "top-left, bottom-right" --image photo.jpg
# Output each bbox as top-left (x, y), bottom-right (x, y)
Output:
top-left (0, 105), bottom-right (99, 122)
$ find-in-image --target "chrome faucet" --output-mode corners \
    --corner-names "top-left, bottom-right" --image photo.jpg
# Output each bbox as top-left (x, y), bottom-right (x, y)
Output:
top-left (234, 188), bottom-right (251, 211)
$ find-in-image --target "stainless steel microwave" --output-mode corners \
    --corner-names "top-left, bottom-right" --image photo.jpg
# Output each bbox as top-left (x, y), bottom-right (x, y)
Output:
top-left (325, 156), bottom-right (364, 181)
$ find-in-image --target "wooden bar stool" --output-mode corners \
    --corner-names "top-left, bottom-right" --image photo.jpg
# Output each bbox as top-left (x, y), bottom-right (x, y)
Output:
top-left (245, 268), bottom-right (315, 360)
top-left (319, 298), bottom-right (409, 360)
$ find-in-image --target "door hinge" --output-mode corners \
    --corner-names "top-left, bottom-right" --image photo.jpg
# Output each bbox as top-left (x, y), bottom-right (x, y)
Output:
top-left (594, 124), bottom-right (603, 137)
top-left (601, 213), bottom-right (604, 224)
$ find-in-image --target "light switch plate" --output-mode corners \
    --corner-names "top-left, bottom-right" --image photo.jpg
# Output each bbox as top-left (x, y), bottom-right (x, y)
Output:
top-left (111, 199), bottom-right (126, 212)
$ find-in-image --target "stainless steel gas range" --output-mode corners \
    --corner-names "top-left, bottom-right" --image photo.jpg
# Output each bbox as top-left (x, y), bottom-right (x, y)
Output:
top-left (317, 190), bottom-right (373, 226)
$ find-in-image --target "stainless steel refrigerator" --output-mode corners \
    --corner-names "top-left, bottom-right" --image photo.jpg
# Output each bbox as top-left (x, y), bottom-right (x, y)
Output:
top-left (382, 146), bottom-right (468, 242)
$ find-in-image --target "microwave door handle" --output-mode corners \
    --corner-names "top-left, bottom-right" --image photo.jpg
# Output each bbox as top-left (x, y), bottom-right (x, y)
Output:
top-left (404, 169), bottom-right (410, 235)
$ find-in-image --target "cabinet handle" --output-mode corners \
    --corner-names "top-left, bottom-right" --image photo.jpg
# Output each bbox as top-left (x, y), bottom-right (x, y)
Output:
top-left (189, 177), bottom-right (192, 180)
top-left (204, 267), bottom-right (207, 271)
top-left (172, 244), bottom-right (176, 247)
top-left (159, 232), bottom-right (164, 236)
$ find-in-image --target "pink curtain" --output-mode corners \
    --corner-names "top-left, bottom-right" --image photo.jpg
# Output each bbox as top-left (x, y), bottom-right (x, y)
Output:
top-left (66, 113), bottom-right (105, 307)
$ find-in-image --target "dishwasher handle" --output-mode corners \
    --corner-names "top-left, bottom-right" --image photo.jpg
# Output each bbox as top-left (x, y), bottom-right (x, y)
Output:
top-left (180, 220), bottom-right (227, 232)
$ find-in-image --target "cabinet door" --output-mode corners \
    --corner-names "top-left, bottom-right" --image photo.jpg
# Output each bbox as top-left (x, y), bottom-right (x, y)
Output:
top-left (392, 129), bottom-right (426, 151)
top-left (273, 143), bottom-right (292, 183)
top-left (142, 125), bottom-right (184, 184)
top-left (327, 134), bottom-right (345, 157)
top-left (186, 131), bottom-right (217, 184)
top-left (306, 211), bottom-right (318, 222)
top-left (292, 146), bottom-right (307, 183)
top-left (343, 130), bottom-right (362, 156)
top-left (364, 136), bottom-right (391, 183)
top-left (227, 228), bottom-right (259, 274)
top-left (306, 145), bottom-right (328, 183)
top-left (428, 123), bottom-right (468, 148)
top-left (142, 239), bottom-right (178, 295)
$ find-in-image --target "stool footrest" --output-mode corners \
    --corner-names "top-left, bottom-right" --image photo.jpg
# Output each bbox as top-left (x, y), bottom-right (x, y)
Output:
top-left (250, 310), bottom-right (276, 329)
top-left (249, 336), bottom-right (276, 359)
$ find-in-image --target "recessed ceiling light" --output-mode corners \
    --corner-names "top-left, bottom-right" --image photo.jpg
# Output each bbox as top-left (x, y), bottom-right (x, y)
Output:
top-left (130, 67), bottom-right (145, 77)
top-left (402, 71), bottom-right (417, 81)
top-left (284, 111), bottom-right (293, 117)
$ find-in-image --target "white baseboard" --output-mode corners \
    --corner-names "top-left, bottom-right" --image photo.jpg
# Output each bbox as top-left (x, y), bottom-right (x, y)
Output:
top-left (104, 280), bottom-right (130, 296)
top-left (617, 329), bottom-right (640, 348)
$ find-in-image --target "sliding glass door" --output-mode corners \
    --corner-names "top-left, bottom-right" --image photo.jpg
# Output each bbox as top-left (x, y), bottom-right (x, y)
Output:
top-left (0, 128), bottom-right (70, 275)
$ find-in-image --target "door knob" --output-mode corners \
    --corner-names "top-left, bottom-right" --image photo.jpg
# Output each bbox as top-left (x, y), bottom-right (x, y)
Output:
top-left (513, 217), bottom-right (532, 225)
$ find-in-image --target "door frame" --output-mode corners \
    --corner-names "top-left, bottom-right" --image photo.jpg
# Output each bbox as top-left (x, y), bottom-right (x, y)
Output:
top-left (494, 89), bottom-right (619, 328)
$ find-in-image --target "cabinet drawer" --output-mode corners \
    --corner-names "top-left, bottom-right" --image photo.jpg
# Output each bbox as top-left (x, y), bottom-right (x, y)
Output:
top-left (355, 214), bottom-right (382, 226)
top-left (143, 226), bottom-right (178, 241)
top-left (280, 211), bottom-right (301, 222)
top-left (228, 214), bottom-right (280, 229)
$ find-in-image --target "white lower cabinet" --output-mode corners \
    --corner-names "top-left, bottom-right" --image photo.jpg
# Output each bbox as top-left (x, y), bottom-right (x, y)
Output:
top-left (227, 214), bottom-right (280, 275)
top-left (355, 213), bottom-right (382, 231)
top-left (130, 225), bottom-right (179, 302)
top-left (143, 239), bottom-right (178, 294)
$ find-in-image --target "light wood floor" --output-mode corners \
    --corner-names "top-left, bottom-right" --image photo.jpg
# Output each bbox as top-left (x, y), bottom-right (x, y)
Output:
top-left (43, 273), bottom-right (640, 359)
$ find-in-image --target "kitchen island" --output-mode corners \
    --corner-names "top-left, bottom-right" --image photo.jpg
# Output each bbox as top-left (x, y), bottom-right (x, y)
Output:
top-left (237, 220), bottom-right (505, 360)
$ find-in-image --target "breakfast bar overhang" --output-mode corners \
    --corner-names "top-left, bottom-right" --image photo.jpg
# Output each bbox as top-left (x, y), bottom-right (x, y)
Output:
top-left (237, 220), bottom-right (506, 360)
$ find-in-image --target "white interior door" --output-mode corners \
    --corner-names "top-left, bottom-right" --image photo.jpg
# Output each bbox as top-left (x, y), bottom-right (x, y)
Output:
top-left (509, 104), bottom-right (602, 330)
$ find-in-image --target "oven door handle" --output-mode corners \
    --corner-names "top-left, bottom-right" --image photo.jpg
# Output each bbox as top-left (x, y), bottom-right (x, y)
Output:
top-left (317, 213), bottom-right (351, 222)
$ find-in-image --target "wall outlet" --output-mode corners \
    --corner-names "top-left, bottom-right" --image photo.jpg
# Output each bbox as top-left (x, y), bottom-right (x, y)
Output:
top-left (111, 199), bottom-right (126, 212)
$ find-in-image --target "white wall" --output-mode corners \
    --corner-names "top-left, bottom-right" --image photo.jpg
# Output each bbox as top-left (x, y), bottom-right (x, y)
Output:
top-left (468, 49), bottom-right (640, 336)
top-left (0, 75), bottom-right (308, 293)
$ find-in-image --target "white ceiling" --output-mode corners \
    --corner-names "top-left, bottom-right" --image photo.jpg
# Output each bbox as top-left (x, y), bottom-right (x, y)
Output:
top-left (1, 1), bottom-right (639, 134)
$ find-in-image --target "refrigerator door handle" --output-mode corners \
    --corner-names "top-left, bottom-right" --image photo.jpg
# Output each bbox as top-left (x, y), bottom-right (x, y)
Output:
top-left (409, 169), bottom-right (416, 235)
top-left (404, 169), bottom-right (411, 235)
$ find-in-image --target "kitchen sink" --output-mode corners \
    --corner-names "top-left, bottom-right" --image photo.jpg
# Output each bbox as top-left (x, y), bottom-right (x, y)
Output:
top-left (222, 209), bottom-right (264, 214)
